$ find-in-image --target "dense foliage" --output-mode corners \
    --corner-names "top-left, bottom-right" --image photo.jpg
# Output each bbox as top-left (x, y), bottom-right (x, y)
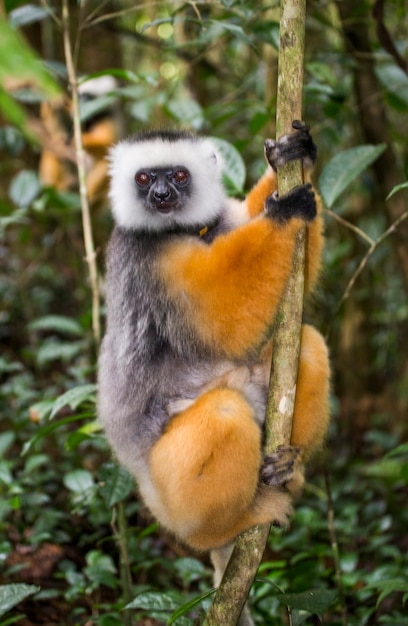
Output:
top-left (1, 1), bottom-right (407, 625)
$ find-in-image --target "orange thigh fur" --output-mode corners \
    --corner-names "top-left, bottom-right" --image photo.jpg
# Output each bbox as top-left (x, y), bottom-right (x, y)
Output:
top-left (291, 324), bottom-right (330, 456)
top-left (148, 387), bottom-right (263, 548)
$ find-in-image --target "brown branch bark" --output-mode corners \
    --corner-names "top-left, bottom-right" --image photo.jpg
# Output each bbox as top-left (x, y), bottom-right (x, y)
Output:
top-left (203, 1), bottom-right (306, 624)
top-left (336, 0), bottom-right (408, 295)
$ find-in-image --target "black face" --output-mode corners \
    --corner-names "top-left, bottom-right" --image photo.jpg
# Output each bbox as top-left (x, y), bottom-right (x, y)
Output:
top-left (135, 166), bottom-right (191, 214)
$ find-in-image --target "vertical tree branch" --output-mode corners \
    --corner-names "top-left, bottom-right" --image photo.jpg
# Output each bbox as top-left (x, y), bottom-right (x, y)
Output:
top-left (61, 0), bottom-right (101, 346)
top-left (111, 502), bottom-right (134, 626)
top-left (264, 0), bottom-right (306, 450)
top-left (204, 1), bottom-right (306, 624)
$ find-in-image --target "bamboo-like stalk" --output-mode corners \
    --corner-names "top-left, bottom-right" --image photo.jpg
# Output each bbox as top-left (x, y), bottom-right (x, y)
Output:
top-left (203, 1), bottom-right (306, 623)
top-left (111, 502), bottom-right (134, 626)
top-left (61, 0), bottom-right (101, 346)
top-left (264, 0), bottom-right (307, 443)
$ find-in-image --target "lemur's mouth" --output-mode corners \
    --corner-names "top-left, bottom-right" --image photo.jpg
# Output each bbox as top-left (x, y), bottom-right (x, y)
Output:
top-left (156, 201), bottom-right (177, 214)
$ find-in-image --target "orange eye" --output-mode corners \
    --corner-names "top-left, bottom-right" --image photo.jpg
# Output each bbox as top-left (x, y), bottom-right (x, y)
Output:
top-left (174, 169), bottom-right (189, 184)
top-left (135, 171), bottom-right (151, 186)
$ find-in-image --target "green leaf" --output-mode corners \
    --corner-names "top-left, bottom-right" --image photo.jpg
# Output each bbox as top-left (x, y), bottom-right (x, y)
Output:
top-left (0, 87), bottom-right (32, 140)
top-left (9, 170), bottom-right (41, 208)
top-left (277, 589), bottom-right (337, 614)
top-left (64, 469), bottom-right (94, 493)
top-left (79, 94), bottom-right (118, 125)
top-left (24, 453), bottom-right (49, 474)
top-left (340, 552), bottom-right (358, 573)
top-left (0, 583), bottom-right (40, 617)
top-left (0, 18), bottom-right (60, 96)
top-left (140, 17), bottom-right (173, 34)
top-left (36, 340), bottom-right (83, 367)
top-left (0, 461), bottom-right (13, 485)
top-left (307, 61), bottom-right (339, 87)
top-left (166, 98), bottom-right (204, 131)
top-left (210, 137), bottom-right (246, 195)
top-left (0, 613), bottom-right (26, 625)
top-left (86, 549), bottom-right (116, 571)
top-left (0, 17), bottom-right (60, 139)
top-left (0, 432), bottom-right (15, 457)
top-left (209, 20), bottom-right (252, 46)
top-left (22, 414), bottom-right (88, 456)
top-left (49, 384), bottom-right (97, 419)
top-left (76, 420), bottom-right (102, 435)
top-left (0, 125), bottom-right (25, 155)
top-left (126, 590), bottom-right (180, 612)
top-left (99, 463), bottom-right (134, 507)
top-left (124, 587), bottom-right (203, 626)
top-left (125, 591), bottom-right (172, 611)
top-left (252, 20), bottom-right (280, 49)
top-left (319, 144), bottom-right (386, 208)
top-left (130, 99), bottom-right (154, 123)
top-left (33, 188), bottom-right (81, 212)
top-left (0, 206), bottom-right (28, 233)
top-left (365, 578), bottom-right (408, 607)
top-left (376, 581), bottom-right (408, 607)
top-left (9, 5), bottom-right (49, 28)
top-left (79, 69), bottom-right (140, 84)
top-left (249, 111), bottom-right (270, 135)
top-left (174, 557), bottom-right (208, 585)
top-left (361, 459), bottom-right (403, 480)
top-left (376, 63), bottom-right (408, 109)
top-left (29, 315), bottom-right (84, 337)
top-left (27, 399), bottom-right (55, 423)
top-left (386, 181), bottom-right (408, 200)
top-left (0, 358), bottom-right (22, 375)
top-left (168, 588), bottom-right (215, 625)
top-left (384, 442), bottom-right (408, 459)
top-left (84, 550), bottom-right (117, 589)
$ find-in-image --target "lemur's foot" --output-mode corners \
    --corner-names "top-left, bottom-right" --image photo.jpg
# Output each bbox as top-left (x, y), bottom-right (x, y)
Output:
top-left (261, 444), bottom-right (301, 488)
top-left (264, 120), bottom-right (317, 172)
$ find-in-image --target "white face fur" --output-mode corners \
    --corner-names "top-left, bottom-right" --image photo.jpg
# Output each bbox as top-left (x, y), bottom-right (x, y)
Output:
top-left (108, 135), bottom-right (226, 231)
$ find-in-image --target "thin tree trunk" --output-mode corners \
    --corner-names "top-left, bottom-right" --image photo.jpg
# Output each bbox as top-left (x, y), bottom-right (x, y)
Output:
top-left (203, 1), bottom-right (307, 623)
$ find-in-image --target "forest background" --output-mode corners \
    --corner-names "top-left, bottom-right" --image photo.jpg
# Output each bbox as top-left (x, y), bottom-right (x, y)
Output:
top-left (0, 1), bottom-right (407, 625)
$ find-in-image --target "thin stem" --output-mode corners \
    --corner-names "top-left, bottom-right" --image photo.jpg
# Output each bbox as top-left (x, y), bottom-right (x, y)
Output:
top-left (111, 503), bottom-right (134, 626)
top-left (325, 472), bottom-right (347, 626)
top-left (40, 0), bottom-right (62, 26)
top-left (61, 0), bottom-right (101, 346)
top-left (81, 3), bottom-right (162, 29)
top-left (288, 605), bottom-right (293, 626)
top-left (80, 0), bottom-right (111, 29)
top-left (324, 208), bottom-right (374, 246)
top-left (334, 207), bottom-right (408, 316)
